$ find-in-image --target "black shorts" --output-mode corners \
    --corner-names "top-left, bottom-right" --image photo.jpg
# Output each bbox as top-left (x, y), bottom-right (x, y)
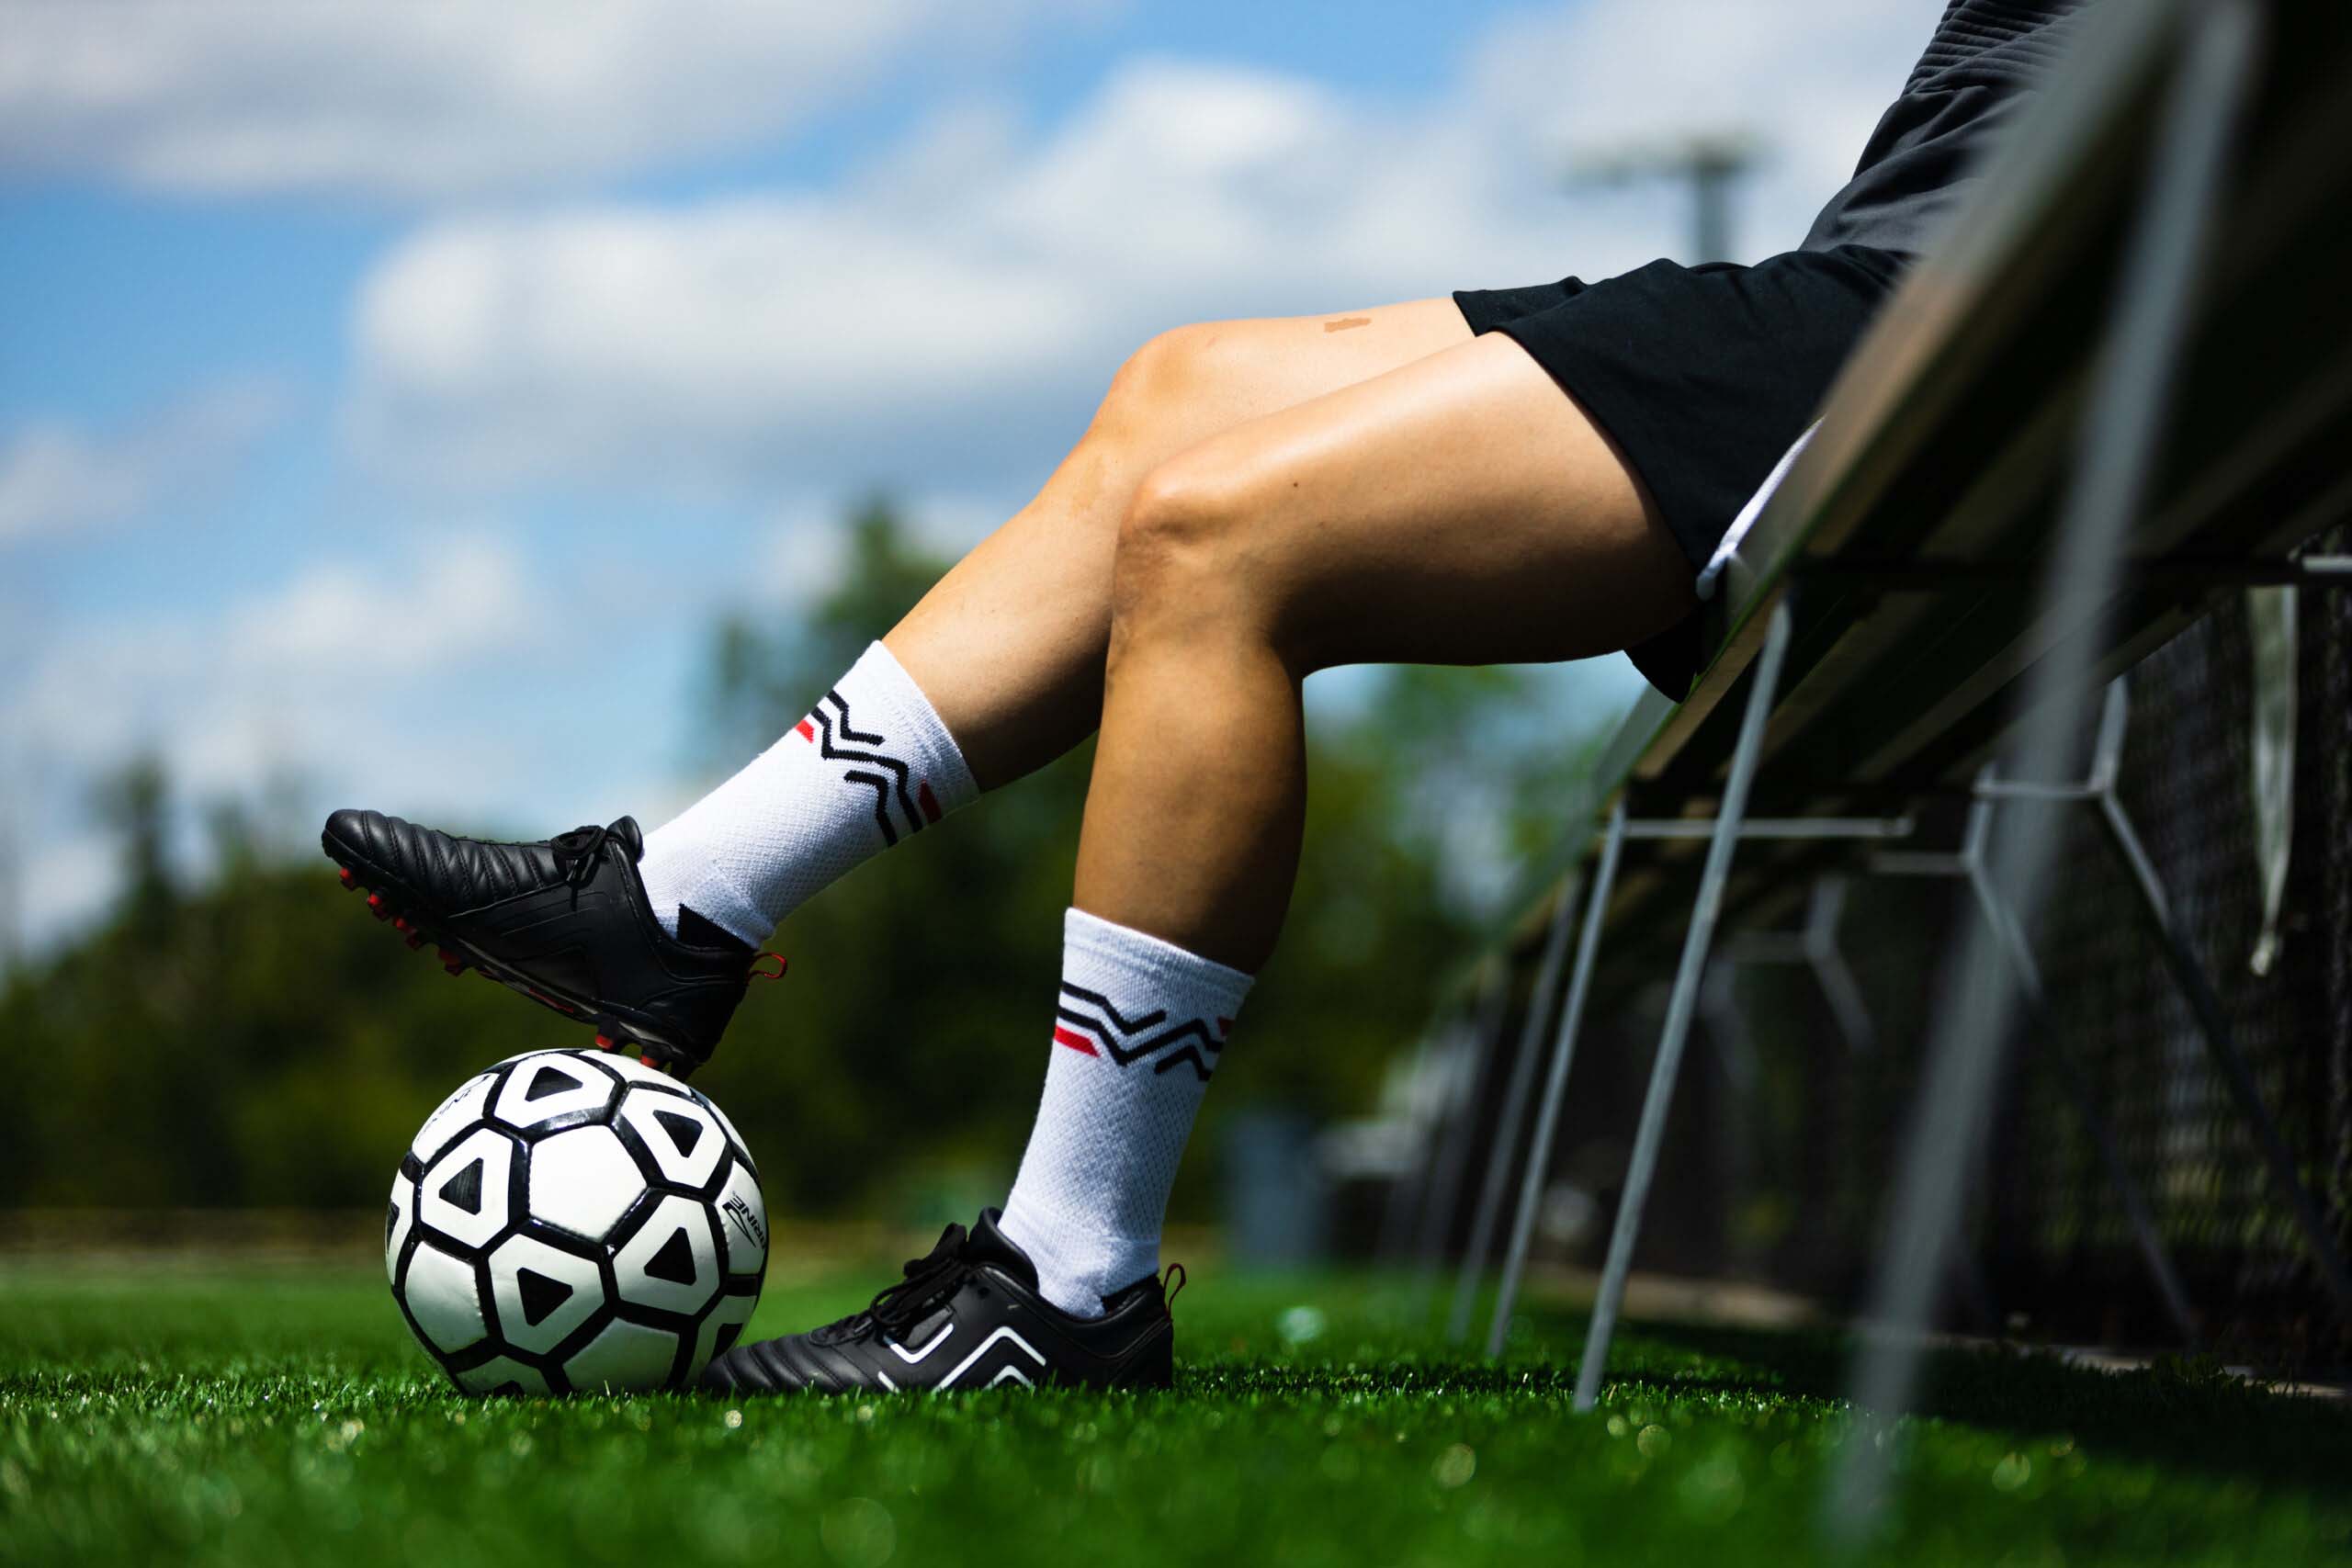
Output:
top-left (1454, 243), bottom-right (1907, 696)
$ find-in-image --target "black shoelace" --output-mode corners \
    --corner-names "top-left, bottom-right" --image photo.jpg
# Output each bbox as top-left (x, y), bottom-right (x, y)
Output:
top-left (548, 822), bottom-right (628, 892)
top-left (837, 1224), bottom-right (972, 1338)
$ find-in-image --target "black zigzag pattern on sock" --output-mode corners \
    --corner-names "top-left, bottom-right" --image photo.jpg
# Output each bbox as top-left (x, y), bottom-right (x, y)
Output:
top-left (1149, 1045), bottom-right (1216, 1082)
top-left (806, 691), bottom-right (925, 842)
top-left (1057, 985), bottom-right (1165, 1038)
top-left (841, 770), bottom-right (898, 847)
top-left (1056, 981), bottom-right (1227, 1080)
top-left (825, 691), bottom-right (887, 747)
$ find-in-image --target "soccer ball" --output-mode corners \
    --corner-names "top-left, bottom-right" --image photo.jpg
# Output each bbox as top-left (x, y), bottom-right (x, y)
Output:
top-left (385, 1048), bottom-right (766, 1395)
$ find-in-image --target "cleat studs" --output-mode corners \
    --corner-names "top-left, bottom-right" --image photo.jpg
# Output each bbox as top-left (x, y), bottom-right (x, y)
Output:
top-left (366, 893), bottom-right (393, 921)
top-left (338, 867), bottom-right (356, 888)
top-left (392, 916), bottom-right (410, 932)
top-left (640, 1055), bottom-right (658, 1068)
top-left (594, 1033), bottom-right (615, 1051)
top-left (404, 933), bottom-right (425, 951)
top-left (436, 946), bottom-right (466, 976)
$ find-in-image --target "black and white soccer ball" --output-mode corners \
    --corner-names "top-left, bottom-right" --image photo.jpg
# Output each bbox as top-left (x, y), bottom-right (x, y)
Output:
top-left (386, 1048), bottom-right (766, 1394)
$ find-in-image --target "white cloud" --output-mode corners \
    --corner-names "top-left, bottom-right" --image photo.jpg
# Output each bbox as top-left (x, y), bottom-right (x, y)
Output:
top-left (0, 533), bottom-right (666, 949)
top-left (230, 538), bottom-right (539, 674)
top-left (7, 534), bottom-right (547, 781)
top-left (0, 378), bottom-right (286, 545)
top-left (0, 0), bottom-right (1103, 200)
top-left (344, 0), bottom-right (1941, 499)
top-left (341, 60), bottom-right (1573, 495)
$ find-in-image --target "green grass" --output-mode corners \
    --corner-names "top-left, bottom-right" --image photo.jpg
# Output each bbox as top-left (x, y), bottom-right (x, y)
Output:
top-left (3, 1258), bottom-right (2347, 1567)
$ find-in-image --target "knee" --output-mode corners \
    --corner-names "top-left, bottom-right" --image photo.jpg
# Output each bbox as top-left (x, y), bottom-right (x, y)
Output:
top-left (1096, 321), bottom-right (1245, 437)
top-left (1109, 450), bottom-right (1268, 651)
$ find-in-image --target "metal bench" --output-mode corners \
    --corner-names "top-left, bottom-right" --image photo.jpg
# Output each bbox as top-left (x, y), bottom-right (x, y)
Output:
top-left (1417, 0), bottom-right (2352, 1463)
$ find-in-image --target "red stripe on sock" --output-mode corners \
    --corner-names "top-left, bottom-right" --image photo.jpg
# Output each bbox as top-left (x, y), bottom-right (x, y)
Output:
top-left (794, 718), bottom-right (815, 741)
top-left (1051, 1025), bottom-right (1100, 1057)
top-left (918, 780), bottom-right (942, 822)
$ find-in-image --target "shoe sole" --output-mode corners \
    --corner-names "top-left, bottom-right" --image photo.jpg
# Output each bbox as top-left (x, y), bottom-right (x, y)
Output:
top-left (321, 831), bottom-right (703, 1076)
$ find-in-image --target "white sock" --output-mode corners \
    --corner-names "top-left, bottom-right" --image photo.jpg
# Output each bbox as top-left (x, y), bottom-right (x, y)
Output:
top-left (999, 908), bottom-right (1254, 1317)
top-left (637, 641), bottom-right (978, 944)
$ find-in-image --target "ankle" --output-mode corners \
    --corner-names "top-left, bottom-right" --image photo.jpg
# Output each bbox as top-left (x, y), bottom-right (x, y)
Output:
top-left (633, 640), bottom-right (980, 943)
top-left (998, 1201), bottom-right (1154, 1319)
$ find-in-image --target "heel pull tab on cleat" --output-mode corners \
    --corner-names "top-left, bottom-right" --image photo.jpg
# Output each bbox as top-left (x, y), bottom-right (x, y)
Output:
top-left (1161, 1261), bottom-right (1186, 1314)
top-left (748, 953), bottom-right (789, 983)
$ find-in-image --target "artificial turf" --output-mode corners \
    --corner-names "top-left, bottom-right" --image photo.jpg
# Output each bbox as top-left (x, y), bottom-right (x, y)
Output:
top-left (3, 1258), bottom-right (2347, 1566)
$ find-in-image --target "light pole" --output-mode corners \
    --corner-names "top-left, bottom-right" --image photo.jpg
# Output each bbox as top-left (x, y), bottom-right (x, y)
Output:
top-left (1571, 132), bottom-right (1764, 265)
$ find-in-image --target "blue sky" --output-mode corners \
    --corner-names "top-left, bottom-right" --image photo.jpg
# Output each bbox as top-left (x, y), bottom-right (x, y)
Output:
top-left (0, 0), bottom-right (1939, 953)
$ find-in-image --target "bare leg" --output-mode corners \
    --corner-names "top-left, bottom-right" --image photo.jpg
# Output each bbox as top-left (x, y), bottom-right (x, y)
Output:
top-left (882, 300), bottom-right (1472, 786)
top-left (1077, 333), bottom-right (1697, 972)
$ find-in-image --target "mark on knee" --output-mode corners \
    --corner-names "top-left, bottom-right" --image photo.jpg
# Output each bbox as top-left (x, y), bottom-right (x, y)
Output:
top-left (1322, 316), bottom-right (1372, 333)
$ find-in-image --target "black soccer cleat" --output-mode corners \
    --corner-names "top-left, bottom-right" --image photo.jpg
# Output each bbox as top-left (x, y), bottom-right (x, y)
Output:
top-left (322, 808), bottom-right (777, 1077)
top-left (700, 1210), bottom-right (1176, 1395)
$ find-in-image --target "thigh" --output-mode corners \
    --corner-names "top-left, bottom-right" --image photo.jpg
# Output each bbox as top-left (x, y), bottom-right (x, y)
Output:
top-left (1144, 331), bottom-right (1697, 671)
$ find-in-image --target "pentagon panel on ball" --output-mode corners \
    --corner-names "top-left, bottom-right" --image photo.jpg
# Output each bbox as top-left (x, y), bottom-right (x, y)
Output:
top-left (385, 1049), bottom-right (766, 1394)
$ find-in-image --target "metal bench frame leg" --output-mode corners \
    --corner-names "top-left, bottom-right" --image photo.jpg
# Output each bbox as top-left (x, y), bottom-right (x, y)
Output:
top-left (1476, 815), bottom-right (1907, 1357)
top-left (1707, 876), bottom-right (1875, 1069)
top-left (1446, 874), bottom-right (1585, 1344)
top-left (1484, 799), bottom-right (1628, 1358)
top-left (1572, 597), bottom-right (1797, 1411)
top-left (1801, 878), bottom-right (1877, 1056)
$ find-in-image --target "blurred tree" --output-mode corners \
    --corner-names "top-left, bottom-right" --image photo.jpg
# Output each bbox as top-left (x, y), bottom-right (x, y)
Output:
top-left (95, 756), bottom-right (175, 923)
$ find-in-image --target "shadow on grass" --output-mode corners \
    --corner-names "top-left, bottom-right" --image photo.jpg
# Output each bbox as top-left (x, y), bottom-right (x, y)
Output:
top-left (1272, 1303), bottom-right (2352, 1494)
